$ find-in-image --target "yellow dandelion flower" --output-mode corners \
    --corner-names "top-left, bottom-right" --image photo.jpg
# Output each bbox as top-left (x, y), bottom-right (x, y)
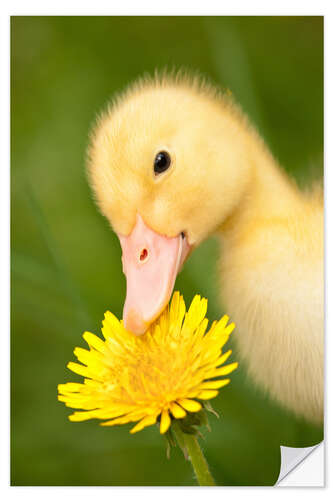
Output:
top-left (58, 291), bottom-right (238, 435)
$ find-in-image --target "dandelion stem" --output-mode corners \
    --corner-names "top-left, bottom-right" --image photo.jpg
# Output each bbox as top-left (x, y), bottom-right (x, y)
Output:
top-left (173, 423), bottom-right (216, 486)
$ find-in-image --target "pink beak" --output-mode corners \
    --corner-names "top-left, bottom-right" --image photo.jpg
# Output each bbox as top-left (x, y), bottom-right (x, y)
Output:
top-left (118, 214), bottom-right (191, 335)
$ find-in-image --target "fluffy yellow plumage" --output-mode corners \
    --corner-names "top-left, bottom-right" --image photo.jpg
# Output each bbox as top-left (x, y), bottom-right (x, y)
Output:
top-left (87, 71), bottom-right (323, 423)
top-left (58, 292), bottom-right (237, 434)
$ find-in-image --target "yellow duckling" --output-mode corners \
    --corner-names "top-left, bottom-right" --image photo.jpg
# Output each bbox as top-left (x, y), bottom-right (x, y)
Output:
top-left (87, 73), bottom-right (323, 424)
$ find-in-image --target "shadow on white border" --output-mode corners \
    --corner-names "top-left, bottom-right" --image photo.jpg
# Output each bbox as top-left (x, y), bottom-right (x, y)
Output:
top-left (277, 442), bottom-right (324, 486)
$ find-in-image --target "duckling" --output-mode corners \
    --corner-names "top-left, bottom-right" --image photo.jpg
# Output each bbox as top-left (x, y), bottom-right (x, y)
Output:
top-left (87, 72), bottom-right (323, 424)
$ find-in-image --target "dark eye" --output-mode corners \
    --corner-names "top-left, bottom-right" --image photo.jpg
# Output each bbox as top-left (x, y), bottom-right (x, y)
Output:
top-left (154, 151), bottom-right (171, 175)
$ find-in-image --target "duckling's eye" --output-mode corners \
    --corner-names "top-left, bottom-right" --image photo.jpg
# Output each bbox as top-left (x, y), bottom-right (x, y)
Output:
top-left (154, 151), bottom-right (171, 175)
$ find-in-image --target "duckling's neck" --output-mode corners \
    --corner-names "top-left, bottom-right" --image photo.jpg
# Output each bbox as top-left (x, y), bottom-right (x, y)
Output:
top-left (218, 137), bottom-right (301, 245)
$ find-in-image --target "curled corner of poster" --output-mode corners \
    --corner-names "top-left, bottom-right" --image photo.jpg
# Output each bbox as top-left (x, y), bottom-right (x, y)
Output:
top-left (276, 441), bottom-right (324, 486)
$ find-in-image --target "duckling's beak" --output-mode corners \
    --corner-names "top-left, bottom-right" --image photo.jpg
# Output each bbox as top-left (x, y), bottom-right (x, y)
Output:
top-left (118, 214), bottom-right (191, 335)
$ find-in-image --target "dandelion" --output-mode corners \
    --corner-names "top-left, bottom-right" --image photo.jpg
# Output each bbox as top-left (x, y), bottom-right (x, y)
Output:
top-left (58, 291), bottom-right (238, 485)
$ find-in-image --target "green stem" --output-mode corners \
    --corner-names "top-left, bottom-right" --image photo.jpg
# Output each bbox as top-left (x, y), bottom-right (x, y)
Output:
top-left (173, 423), bottom-right (216, 486)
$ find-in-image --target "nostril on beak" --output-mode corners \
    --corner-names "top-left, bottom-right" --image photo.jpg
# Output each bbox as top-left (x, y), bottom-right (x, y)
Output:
top-left (139, 248), bottom-right (149, 263)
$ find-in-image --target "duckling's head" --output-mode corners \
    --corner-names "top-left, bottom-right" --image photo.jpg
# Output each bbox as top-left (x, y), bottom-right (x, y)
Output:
top-left (88, 75), bottom-right (252, 334)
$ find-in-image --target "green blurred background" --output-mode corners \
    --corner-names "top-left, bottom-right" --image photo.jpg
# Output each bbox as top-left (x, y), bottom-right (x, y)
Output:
top-left (11, 16), bottom-right (323, 486)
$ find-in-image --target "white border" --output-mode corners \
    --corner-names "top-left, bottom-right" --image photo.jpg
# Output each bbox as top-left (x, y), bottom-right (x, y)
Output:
top-left (2, 2), bottom-right (332, 497)
top-left (0, 0), bottom-right (331, 16)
